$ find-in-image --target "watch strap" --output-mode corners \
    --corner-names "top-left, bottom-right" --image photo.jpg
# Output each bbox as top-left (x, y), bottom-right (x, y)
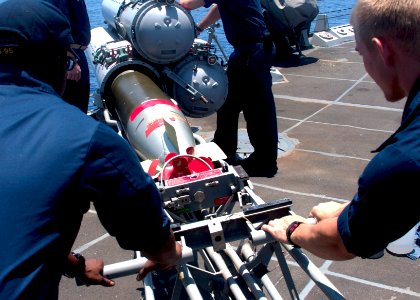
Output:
top-left (63, 252), bottom-right (86, 278)
top-left (286, 221), bottom-right (302, 248)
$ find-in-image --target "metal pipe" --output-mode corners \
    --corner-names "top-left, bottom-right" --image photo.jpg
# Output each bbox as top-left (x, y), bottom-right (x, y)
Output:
top-left (103, 247), bottom-right (193, 278)
top-left (241, 243), bottom-right (284, 300)
top-left (179, 262), bottom-right (204, 300)
top-left (205, 247), bottom-right (247, 300)
top-left (250, 230), bottom-right (276, 246)
top-left (103, 257), bottom-right (146, 278)
top-left (224, 244), bottom-right (268, 300)
top-left (143, 273), bottom-right (155, 300)
top-left (281, 244), bottom-right (346, 300)
top-left (103, 108), bottom-right (123, 136)
top-left (246, 231), bottom-right (344, 299)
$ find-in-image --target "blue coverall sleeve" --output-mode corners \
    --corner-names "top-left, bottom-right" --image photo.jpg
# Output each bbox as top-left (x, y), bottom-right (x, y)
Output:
top-left (338, 146), bottom-right (420, 258)
top-left (79, 123), bottom-right (171, 252)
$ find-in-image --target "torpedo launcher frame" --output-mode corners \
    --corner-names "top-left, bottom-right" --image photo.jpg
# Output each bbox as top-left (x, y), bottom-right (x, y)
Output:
top-left (85, 0), bottom-right (344, 299)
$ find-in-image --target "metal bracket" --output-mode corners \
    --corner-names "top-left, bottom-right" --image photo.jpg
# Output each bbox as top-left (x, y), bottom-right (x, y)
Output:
top-left (208, 220), bottom-right (226, 251)
top-left (173, 198), bottom-right (292, 249)
top-left (162, 67), bottom-right (208, 103)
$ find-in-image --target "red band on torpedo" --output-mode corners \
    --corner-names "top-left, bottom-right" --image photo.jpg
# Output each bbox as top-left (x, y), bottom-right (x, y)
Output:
top-left (129, 99), bottom-right (181, 122)
top-left (145, 118), bottom-right (165, 137)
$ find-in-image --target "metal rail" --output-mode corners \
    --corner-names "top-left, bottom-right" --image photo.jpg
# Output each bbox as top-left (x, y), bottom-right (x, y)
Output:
top-left (103, 194), bottom-right (345, 299)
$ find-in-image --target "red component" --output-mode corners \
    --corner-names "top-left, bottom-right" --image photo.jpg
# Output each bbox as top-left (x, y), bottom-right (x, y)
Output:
top-left (147, 159), bottom-right (160, 176)
top-left (214, 196), bottom-right (230, 206)
top-left (145, 118), bottom-right (165, 137)
top-left (129, 99), bottom-right (181, 122)
top-left (188, 156), bottom-right (213, 173)
top-left (161, 153), bottom-right (215, 182)
top-left (165, 169), bottom-right (222, 186)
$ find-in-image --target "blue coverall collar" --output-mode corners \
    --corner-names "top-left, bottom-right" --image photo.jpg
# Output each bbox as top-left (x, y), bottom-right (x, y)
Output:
top-left (373, 75), bottom-right (420, 153)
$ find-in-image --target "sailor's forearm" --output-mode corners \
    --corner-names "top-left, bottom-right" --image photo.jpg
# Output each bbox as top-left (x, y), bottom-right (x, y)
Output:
top-left (293, 218), bottom-right (356, 260)
top-left (142, 231), bottom-right (182, 266)
top-left (197, 5), bottom-right (221, 30)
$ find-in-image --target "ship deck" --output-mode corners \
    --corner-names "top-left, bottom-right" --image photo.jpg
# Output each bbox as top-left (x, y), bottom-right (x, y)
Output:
top-left (59, 40), bottom-right (419, 299)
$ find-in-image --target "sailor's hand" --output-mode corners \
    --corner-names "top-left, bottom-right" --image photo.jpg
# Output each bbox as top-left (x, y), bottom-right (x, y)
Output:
top-left (78, 258), bottom-right (115, 287)
top-left (195, 24), bottom-right (204, 37)
top-left (309, 201), bottom-right (349, 221)
top-left (136, 259), bottom-right (176, 282)
top-left (262, 215), bottom-right (306, 243)
top-left (136, 241), bottom-right (182, 281)
top-left (67, 63), bottom-right (82, 81)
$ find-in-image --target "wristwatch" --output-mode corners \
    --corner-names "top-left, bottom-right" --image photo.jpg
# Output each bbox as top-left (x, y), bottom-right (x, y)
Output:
top-left (286, 221), bottom-right (302, 248)
top-left (63, 252), bottom-right (86, 278)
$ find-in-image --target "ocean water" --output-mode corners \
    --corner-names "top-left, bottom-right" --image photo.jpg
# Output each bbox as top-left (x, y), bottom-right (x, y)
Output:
top-left (85, 0), bottom-right (356, 100)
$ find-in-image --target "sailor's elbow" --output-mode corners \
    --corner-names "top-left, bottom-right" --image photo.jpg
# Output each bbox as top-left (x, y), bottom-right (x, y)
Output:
top-left (335, 250), bottom-right (356, 260)
top-left (333, 242), bottom-right (356, 260)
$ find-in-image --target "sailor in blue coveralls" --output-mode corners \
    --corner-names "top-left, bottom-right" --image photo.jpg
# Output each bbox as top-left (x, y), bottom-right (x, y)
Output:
top-left (50, 0), bottom-right (91, 113)
top-left (336, 75), bottom-right (420, 258)
top-left (180, 0), bottom-right (279, 177)
top-left (260, 0), bottom-right (420, 261)
top-left (0, 1), bottom-right (181, 298)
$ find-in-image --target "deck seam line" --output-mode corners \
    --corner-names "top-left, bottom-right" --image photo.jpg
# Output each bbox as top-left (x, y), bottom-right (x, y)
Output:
top-left (299, 260), bottom-right (334, 299)
top-left (279, 117), bottom-right (395, 133)
top-left (282, 259), bottom-right (420, 297)
top-left (280, 73), bottom-right (394, 134)
top-left (282, 74), bottom-right (375, 134)
top-left (274, 94), bottom-right (403, 112)
top-left (283, 102), bottom-right (331, 133)
top-left (251, 183), bottom-right (349, 202)
top-left (296, 148), bottom-right (371, 161)
top-left (74, 233), bottom-right (110, 253)
top-left (334, 73), bottom-right (369, 102)
top-left (323, 269), bottom-right (420, 297)
top-left (299, 279), bottom-right (316, 299)
top-left (278, 73), bottom-right (368, 82)
top-left (318, 59), bottom-right (364, 64)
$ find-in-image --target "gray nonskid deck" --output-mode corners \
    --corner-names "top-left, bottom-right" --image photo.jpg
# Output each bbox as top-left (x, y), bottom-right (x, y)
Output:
top-left (59, 41), bottom-right (419, 299)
